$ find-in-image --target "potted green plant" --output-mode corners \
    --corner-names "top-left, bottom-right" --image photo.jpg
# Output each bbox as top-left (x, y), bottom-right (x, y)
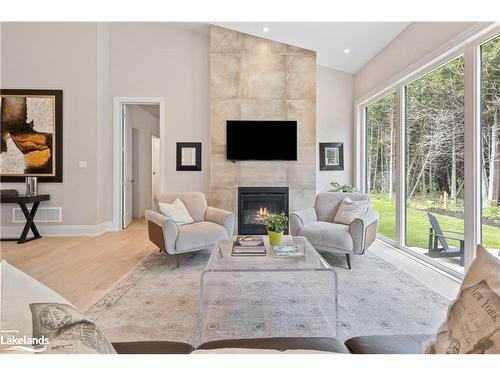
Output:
top-left (328, 181), bottom-right (359, 193)
top-left (262, 212), bottom-right (288, 246)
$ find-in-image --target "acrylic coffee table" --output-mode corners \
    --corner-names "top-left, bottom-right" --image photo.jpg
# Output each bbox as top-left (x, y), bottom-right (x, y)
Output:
top-left (195, 235), bottom-right (338, 346)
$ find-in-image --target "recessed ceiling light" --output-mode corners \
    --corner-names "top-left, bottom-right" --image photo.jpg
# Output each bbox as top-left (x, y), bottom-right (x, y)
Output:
top-left (263, 26), bottom-right (269, 33)
top-left (344, 48), bottom-right (351, 54)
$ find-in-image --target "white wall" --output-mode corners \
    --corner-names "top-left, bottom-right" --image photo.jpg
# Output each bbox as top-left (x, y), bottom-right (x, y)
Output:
top-left (354, 22), bottom-right (475, 100)
top-left (108, 23), bottom-right (210, 196)
top-left (316, 66), bottom-right (354, 192)
top-left (127, 105), bottom-right (159, 217)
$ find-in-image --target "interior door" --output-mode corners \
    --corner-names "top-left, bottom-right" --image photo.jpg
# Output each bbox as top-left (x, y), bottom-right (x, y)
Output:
top-left (122, 105), bottom-right (133, 229)
top-left (151, 136), bottom-right (161, 207)
top-left (132, 128), bottom-right (139, 218)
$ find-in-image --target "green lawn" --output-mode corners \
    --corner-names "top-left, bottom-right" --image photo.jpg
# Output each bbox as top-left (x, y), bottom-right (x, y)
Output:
top-left (371, 199), bottom-right (500, 250)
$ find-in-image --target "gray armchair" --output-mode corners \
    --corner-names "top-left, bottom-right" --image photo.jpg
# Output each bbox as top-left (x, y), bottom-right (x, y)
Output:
top-left (290, 192), bottom-right (378, 269)
top-left (145, 192), bottom-right (234, 267)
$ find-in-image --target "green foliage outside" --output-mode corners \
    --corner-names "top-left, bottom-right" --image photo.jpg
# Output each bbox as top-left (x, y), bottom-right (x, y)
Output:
top-left (371, 195), bottom-right (500, 250)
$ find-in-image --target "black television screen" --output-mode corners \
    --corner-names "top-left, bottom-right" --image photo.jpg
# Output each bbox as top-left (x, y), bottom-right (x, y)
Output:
top-left (226, 120), bottom-right (297, 161)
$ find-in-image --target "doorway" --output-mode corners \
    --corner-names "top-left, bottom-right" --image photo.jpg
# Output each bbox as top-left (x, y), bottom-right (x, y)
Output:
top-left (113, 97), bottom-right (165, 231)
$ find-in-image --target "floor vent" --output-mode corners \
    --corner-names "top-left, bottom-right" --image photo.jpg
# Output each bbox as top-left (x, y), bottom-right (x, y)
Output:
top-left (13, 207), bottom-right (62, 223)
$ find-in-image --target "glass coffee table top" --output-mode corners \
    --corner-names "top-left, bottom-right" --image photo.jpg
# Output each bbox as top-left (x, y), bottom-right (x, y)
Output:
top-left (207, 235), bottom-right (332, 271)
top-left (194, 236), bottom-right (338, 345)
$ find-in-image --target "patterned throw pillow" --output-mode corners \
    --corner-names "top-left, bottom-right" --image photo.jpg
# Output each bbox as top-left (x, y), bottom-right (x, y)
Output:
top-left (158, 198), bottom-right (194, 225)
top-left (422, 245), bottom-right (500, 354)
top-left (333, 197), bottom-right (369, 225)
top-left (0, 260), bottom-right (116, 354)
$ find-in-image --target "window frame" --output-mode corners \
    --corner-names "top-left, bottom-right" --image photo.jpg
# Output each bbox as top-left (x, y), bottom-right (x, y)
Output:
top-left (478, 33), bottom-right (500, 251)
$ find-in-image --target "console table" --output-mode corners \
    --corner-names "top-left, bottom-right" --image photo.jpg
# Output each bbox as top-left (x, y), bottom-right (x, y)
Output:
top-left (0, 194), bottom-right (50, 244)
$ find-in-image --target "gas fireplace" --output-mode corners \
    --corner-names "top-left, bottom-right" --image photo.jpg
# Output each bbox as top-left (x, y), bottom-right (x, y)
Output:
top-left (238, 187), bottom-right (289, 235)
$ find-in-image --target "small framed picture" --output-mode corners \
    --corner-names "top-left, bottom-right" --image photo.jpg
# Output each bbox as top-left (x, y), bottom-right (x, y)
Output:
top-left (176, 142), bottom-right (202, 171)
top-left (319, 142), bottom-right (344, 171)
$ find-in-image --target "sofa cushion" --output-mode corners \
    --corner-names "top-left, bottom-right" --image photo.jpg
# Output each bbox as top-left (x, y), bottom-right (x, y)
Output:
top-left (196, 337), bottom-right (349, 353)
top-left (158, 198), bottom-right (194, 226)
top-left (315, 192), bottom-right (369, 222)
top-left (422, 245), bottom-right (500, 354)
top-left (298, 221), bottom-right (353, 252)
top-left (156, 192), bottom-right (207, 222)
top-left (175, 221), bottom-right (228, 252)
top-left (0, 260), bottom-right (116, 354)
top-left (345, 334), bottom-right (430, 354)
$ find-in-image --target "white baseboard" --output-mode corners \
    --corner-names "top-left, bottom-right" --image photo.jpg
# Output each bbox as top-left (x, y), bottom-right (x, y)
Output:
top-left (0, 221), bottom-right (115, 237)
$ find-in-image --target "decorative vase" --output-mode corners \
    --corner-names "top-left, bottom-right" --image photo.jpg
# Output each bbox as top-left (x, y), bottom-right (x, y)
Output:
top-left (267, 230), bottom-right (284, 246)
top-left (25, 177), bottom-right (38, 196)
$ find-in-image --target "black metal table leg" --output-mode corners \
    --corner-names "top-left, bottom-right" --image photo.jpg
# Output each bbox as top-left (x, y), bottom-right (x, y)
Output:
top-left (0, 194), bottom-right (50, 244)
top-left (17, 202), bottom-right (42, 244)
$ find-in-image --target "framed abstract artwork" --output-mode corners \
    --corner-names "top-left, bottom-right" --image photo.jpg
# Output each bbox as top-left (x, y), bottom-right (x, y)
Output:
top-left (319, 142), bottom-right (344, 171)
top-left (1, 89), bottom-right (63, 182)
top-left (176, 142), bottom-right (202, 171)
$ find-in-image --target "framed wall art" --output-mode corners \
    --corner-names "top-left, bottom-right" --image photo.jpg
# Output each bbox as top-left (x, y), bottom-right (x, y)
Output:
top-left (1, 89), bottom-right (63, 182)
top-left (176, 142), bottom-right (202, 171)
top-left (319, 142), bottom-right (344, 171)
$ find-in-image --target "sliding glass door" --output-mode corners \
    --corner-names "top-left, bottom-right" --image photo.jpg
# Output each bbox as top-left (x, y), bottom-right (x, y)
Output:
top-left (480, 35), bottom-right (500, 260)
top-left (366, 93), bottom-right (397, 241)
top-left (405, 56), bottom-right (466, 272)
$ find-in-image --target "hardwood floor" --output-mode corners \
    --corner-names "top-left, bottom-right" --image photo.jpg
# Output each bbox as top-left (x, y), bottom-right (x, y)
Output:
top-left (0, 218), bottom-right (156, 311)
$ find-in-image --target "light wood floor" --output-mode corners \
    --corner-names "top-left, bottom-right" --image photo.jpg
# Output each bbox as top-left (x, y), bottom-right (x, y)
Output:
top-left (0, 218), bottom-right (156, 311)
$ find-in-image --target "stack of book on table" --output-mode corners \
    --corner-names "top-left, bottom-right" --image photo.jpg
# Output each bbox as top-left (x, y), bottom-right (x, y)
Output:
top-left (231, 237), bottom-right (266, 256)
top-left (273, 244), bottom-right (304, 257)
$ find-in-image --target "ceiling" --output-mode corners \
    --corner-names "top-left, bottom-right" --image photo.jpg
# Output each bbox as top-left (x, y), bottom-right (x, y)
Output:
top-left (138, 104), bottom-right (159, 118)
top-left (176, 22), bottom-right (410, 73)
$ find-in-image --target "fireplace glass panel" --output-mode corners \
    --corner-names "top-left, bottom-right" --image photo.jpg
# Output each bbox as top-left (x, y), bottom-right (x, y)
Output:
top-left (238, 187), bottom-right (289, 235)
top-left (242, 196), bottom-right (285, 225)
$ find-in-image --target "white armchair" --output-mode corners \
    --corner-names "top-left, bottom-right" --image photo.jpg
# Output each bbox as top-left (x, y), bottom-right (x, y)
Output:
top-left (290, 192), bottom-right (378, 269)
top-left (145, 192), bottom-right (234, 267)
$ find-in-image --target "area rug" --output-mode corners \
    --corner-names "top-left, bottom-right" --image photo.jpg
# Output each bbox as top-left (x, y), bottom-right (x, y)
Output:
top-left (87, 249), bottom-right (450, 346)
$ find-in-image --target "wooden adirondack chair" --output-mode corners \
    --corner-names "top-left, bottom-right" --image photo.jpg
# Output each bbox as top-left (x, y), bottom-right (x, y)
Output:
top-left (426, 212), bottom-right (464, 266)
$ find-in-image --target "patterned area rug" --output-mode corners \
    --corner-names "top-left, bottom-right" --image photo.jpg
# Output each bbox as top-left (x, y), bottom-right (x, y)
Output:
top-left (87, 249), bottom-right (450, 346)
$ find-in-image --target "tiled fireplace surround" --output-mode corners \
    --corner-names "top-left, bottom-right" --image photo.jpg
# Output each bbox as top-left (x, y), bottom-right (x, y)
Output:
top-left (209, 26), bottom-right (317, 233)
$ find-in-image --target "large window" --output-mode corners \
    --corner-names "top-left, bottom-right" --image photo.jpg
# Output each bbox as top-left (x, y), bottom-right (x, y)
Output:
top-left (366, 93), bottom-right (396, 241)
top-left (480, 35), bottom-right (500, 258)
top-left (405, 56), bottom-right (466, 272)
top-left (361, 27), bottom-right (500, 276)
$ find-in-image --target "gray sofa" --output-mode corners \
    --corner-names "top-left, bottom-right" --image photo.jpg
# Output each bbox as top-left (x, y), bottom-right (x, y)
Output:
top-left (290, 192), bottom-right (378, 269)
top-left (145, 192), bottom-right (234, 266)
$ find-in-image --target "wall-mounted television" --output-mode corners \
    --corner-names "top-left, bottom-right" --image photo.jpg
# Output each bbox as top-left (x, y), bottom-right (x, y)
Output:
top-left (226, 120), bottom-right (297, 161)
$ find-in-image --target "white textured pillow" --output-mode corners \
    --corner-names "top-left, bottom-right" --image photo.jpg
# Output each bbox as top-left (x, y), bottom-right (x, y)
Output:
top-left (333, 197), bottom-right (369, 225)
top-left (158, 198), bottom-right (194, 225)
top-left (422, 245), bottom-right (500, 354)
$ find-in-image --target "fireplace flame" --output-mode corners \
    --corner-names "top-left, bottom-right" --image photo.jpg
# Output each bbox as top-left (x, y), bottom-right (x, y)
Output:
top-left (254, 206), bottom-right (270, 222)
